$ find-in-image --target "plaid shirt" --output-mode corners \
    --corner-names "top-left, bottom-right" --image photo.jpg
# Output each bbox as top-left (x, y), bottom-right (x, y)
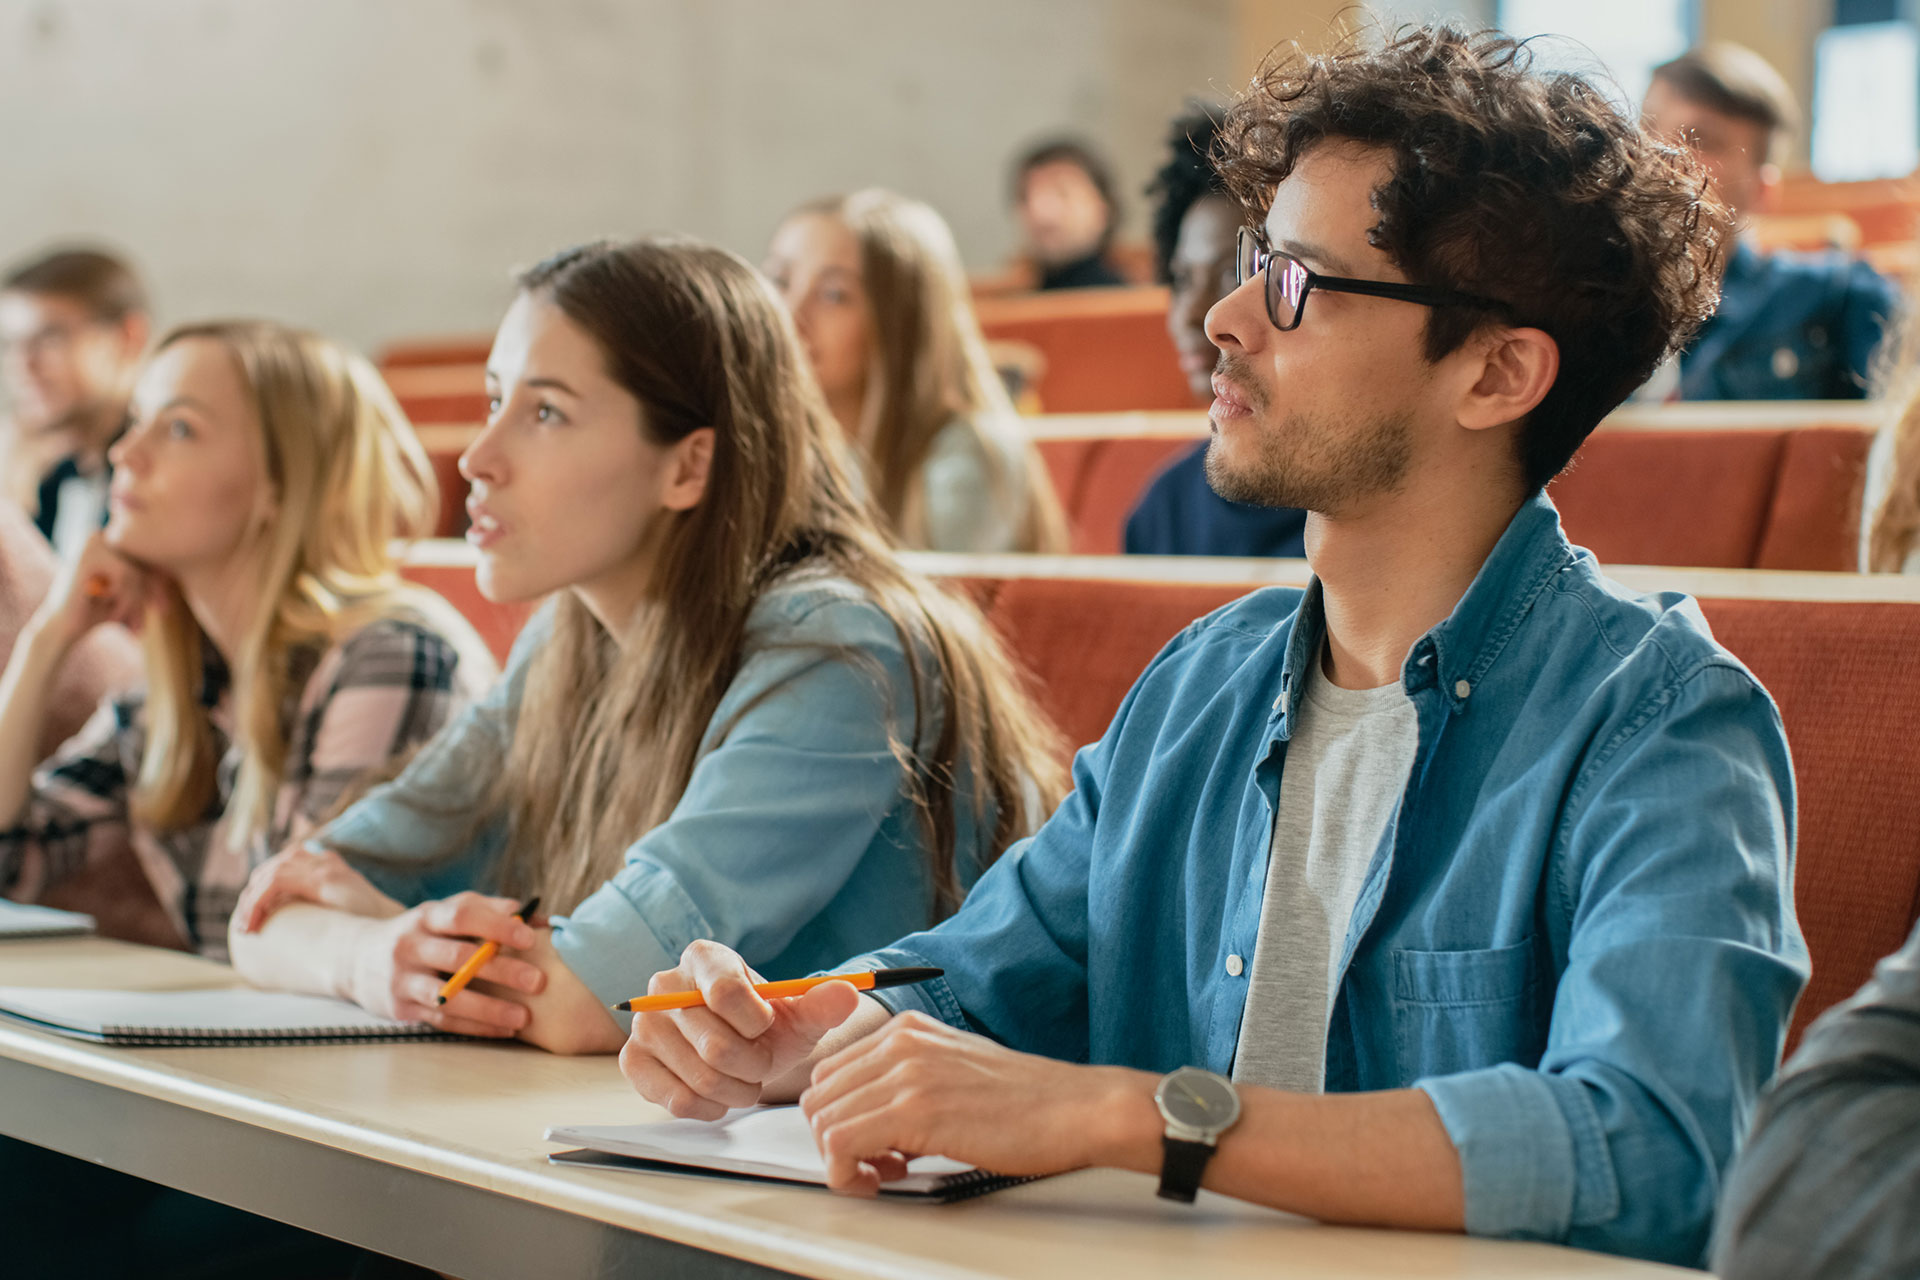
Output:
top-left (1, 615), bottom-right (492, 957)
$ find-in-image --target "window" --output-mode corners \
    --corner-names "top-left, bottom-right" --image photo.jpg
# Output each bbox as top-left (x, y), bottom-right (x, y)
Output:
top-left (1812, 20), bottom-right (1920, 181)
top-left (1497, 0), bottom-right (1695, 112)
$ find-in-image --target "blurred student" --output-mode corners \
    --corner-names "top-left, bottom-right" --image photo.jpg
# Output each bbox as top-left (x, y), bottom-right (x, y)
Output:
top-left (764, 190), bottom-right (1067, 553)
top-left (1012, 138), bottom-right (1128, 290)
top-left (1124, 106), bottom-right (1309, 558)
top-left (1641, 43), bottom-right (1901, 400)
top-left (0, 247), bottom-right (150, 557)
top-left (229, 238), bottom-right (1066, 1055)
top-left (0, 320), bottom-right (492, 957)
top-left (1713, 917), bottom-right (1920, 1278)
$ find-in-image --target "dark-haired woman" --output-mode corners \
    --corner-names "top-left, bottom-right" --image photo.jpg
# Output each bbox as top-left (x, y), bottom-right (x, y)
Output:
top-left (230, 237), bottom-right (1066, 1054)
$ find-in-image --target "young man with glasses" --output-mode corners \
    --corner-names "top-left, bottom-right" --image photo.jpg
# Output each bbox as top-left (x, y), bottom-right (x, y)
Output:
top-left (0, 248), bottom-right (150, 560)
top-left (616, 27), bottom-right (1807, 1267)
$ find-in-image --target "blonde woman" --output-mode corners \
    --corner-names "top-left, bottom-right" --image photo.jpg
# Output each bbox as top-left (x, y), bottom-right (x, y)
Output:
top-left (228, 238), bottom-right (1067, 1056)
top-left (764, 189), bottom-right (1067, 552)
top-left (0, 321), bottom-right (495, 956)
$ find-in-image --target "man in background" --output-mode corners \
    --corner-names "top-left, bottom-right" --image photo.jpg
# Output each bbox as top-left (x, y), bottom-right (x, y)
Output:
top-left (1011, 138), bottom-right (1128, 290)
top-left (0, 247), bottom-right (150, 558)
top-left (1642, 43), bottom-right (1901, 400)
top-left (1123, 105), bottom-right (1308, 558)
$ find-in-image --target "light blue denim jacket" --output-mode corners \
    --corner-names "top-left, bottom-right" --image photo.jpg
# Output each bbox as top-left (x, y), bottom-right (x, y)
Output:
top-left (316, 572), bottom-right (983, 1005)
top-left (852, 493), bottom-right (1808, 1266)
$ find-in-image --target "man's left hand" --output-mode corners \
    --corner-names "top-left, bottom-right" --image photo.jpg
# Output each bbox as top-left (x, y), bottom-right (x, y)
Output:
top-left (798, 1011), bottom-right (1159, 1194)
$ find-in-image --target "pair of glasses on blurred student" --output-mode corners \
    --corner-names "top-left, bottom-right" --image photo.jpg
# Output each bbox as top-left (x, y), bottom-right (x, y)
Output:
top-left (1235, 226), bottom-right (1510, 332)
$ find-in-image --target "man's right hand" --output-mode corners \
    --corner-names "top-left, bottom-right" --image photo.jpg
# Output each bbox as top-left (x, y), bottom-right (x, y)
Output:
top-left (618, 940), bottom-right (870, 1119)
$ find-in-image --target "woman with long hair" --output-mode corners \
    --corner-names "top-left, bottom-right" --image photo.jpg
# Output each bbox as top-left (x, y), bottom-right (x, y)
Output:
top-left (229, 237), bottom-right (1067, 1055)
top-left (764, 189), bottom-right (1068, 552)
top-left (0, 320), bottom-right (494, 956)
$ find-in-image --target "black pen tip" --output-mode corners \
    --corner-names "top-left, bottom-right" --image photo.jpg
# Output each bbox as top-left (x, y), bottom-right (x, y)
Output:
top-left (869, 967), bottom-right (945, 989)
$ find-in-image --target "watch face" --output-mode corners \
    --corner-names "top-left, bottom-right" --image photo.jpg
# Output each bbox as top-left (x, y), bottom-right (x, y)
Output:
top-left (1156, 1067), bottom-right (1240, 1132)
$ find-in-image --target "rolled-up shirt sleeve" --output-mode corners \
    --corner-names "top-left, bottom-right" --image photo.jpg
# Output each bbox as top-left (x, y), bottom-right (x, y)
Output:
top-left (1713, 917), bottom-right (1920, 1280)
top-left (1417, 662), bottom-right (1807, 1266)
top-left (842, 622), bottom-right (1206, 1064)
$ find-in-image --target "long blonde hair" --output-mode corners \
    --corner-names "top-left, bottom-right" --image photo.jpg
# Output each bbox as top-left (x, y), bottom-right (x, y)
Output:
top-left (496, 238), bottom-right (1067, 917)
top-left (1868, 306), bottom-right (1920, 571)
top-left (796, 190), bottom-right (1068, 553)
top-left (133, 321), bottom-right (452, 845)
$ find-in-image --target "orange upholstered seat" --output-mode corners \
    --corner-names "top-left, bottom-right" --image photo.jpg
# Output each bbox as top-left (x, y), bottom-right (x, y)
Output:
top-left (1036, 420), bottom-right (1875, 569)
top-left (975, 288), bottom-right (1190, 413)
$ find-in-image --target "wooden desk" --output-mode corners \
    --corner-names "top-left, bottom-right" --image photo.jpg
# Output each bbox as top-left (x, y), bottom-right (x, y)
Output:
top-left (0, 937), bottom-right (1693, 1279)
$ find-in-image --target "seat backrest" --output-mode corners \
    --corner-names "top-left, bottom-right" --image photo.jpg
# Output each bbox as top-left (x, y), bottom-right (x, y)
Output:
top-left (985, 576), bottom-right (1247, 750)
top-left (977, 291), bottom-right (1190, 413)
top-left (1699, 598), bottom-right (1920, 1051)
top-left (1036, 436), bottom-right (1198, 555)
top-left (1754, 425), bottom-right (1874, 571)
top-left (1549, 430), bottom-right (1789, 568)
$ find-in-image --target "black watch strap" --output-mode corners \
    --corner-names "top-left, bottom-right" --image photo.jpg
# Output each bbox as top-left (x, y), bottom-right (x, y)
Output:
top-left (1156, 1135), bottom-right (1215, 1203)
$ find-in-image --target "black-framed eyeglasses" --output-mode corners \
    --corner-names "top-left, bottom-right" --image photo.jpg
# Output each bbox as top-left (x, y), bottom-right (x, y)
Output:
top-left (1235, 226), bottom-right (1508, 332)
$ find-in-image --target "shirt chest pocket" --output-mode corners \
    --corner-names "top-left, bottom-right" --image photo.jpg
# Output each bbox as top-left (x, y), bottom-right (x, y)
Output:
top-left (1391, 937), bottom-right (1546, 1082)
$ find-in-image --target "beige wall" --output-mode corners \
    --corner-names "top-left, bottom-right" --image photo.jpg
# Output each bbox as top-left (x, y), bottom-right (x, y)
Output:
top-left (1234, 0), bottom-right (1827, 170)
top-left (0, 1), bottom-right (1235, 352)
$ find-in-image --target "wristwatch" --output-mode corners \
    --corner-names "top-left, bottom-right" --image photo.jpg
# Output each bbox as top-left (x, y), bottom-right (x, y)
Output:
top-left (1153, 1066), bottom-right (1241, 1203)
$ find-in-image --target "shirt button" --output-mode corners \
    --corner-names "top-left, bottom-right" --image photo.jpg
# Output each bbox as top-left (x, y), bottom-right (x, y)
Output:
top-left (1225, 954), bottom-right (1245, 977)
top-left (1454, 679), bottom-right (1472, 699)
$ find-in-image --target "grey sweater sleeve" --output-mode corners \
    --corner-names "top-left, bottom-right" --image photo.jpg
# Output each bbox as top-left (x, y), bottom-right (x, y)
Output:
top-left (1713, 917), bottom-right (1920, 1280)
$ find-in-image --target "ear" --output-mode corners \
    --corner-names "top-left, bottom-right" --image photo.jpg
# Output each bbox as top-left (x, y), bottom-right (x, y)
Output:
top-left (1456, 327), bottom-right (1559, 434)
top-left (661, 428), bottom-right (715, 512)
top-left (117, 312), bottom-right (150, 360)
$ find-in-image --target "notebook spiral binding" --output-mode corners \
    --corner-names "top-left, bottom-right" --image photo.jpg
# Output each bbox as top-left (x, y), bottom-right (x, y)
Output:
top-left (96, 1024), bottom-right (443, 1047)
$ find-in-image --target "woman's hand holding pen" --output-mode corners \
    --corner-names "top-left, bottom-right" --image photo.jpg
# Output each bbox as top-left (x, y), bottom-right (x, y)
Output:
top-left (341, 892), bottom-right (548, 1037)
top-left (619, 940), bottom-right (880, 1119)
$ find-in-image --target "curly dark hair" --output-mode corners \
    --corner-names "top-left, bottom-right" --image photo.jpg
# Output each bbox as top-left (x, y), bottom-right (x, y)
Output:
top-left (1147, 104), bottom-right (1227, 284)
top-left (1218, 25), bottom-right (1730, 491)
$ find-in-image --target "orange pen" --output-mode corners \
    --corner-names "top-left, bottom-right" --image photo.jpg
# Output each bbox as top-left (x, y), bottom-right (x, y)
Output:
top-left (613, 966), bottom-right (943, 1013)
top-left (435, 895), bottom-right (540, 1006)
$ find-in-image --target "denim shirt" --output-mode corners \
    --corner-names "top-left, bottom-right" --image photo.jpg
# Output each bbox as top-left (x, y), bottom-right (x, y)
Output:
top-left (1680, 241), bottom-right (1901, 401)
top-left (316, 572), bottom-right (983, 1006)
top-left (853, 492), bottom-right (1807, 1266)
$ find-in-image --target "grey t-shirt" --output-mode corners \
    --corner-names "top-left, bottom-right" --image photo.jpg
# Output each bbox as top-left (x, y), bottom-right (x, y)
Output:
top-left (1232, 650), bottom-right (1418, 1093)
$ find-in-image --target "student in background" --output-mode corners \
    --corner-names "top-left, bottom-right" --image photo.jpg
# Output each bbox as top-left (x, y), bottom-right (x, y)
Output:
top-left (0, 320), bottom-right (493, 957)
top-left (1641, 43), bottom-right (1902, 400)
top-left (229, 238), bottom-right (1066, 1055)
top-left (618, 28), bottom-right (1806, 1268)
top-left (0, 247), bottom-right (151, 557)
top-left (764, 190), bottom-right (1067, 553)
top-left (1713, 916), bottom-right (1920, 1278)
top-left (1124, 106), bottom-right (1309, 558)
top-left (1012, 138), bottom-right (1128, 290)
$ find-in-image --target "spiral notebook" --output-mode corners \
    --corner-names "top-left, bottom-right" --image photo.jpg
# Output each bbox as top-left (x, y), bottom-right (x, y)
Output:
top-left (0, 901), bottom-right (95, 940)
top-left (546, 1105), bottom-right (1040, 1202)
top-left (0, 986), bottom-right (444, 1047)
